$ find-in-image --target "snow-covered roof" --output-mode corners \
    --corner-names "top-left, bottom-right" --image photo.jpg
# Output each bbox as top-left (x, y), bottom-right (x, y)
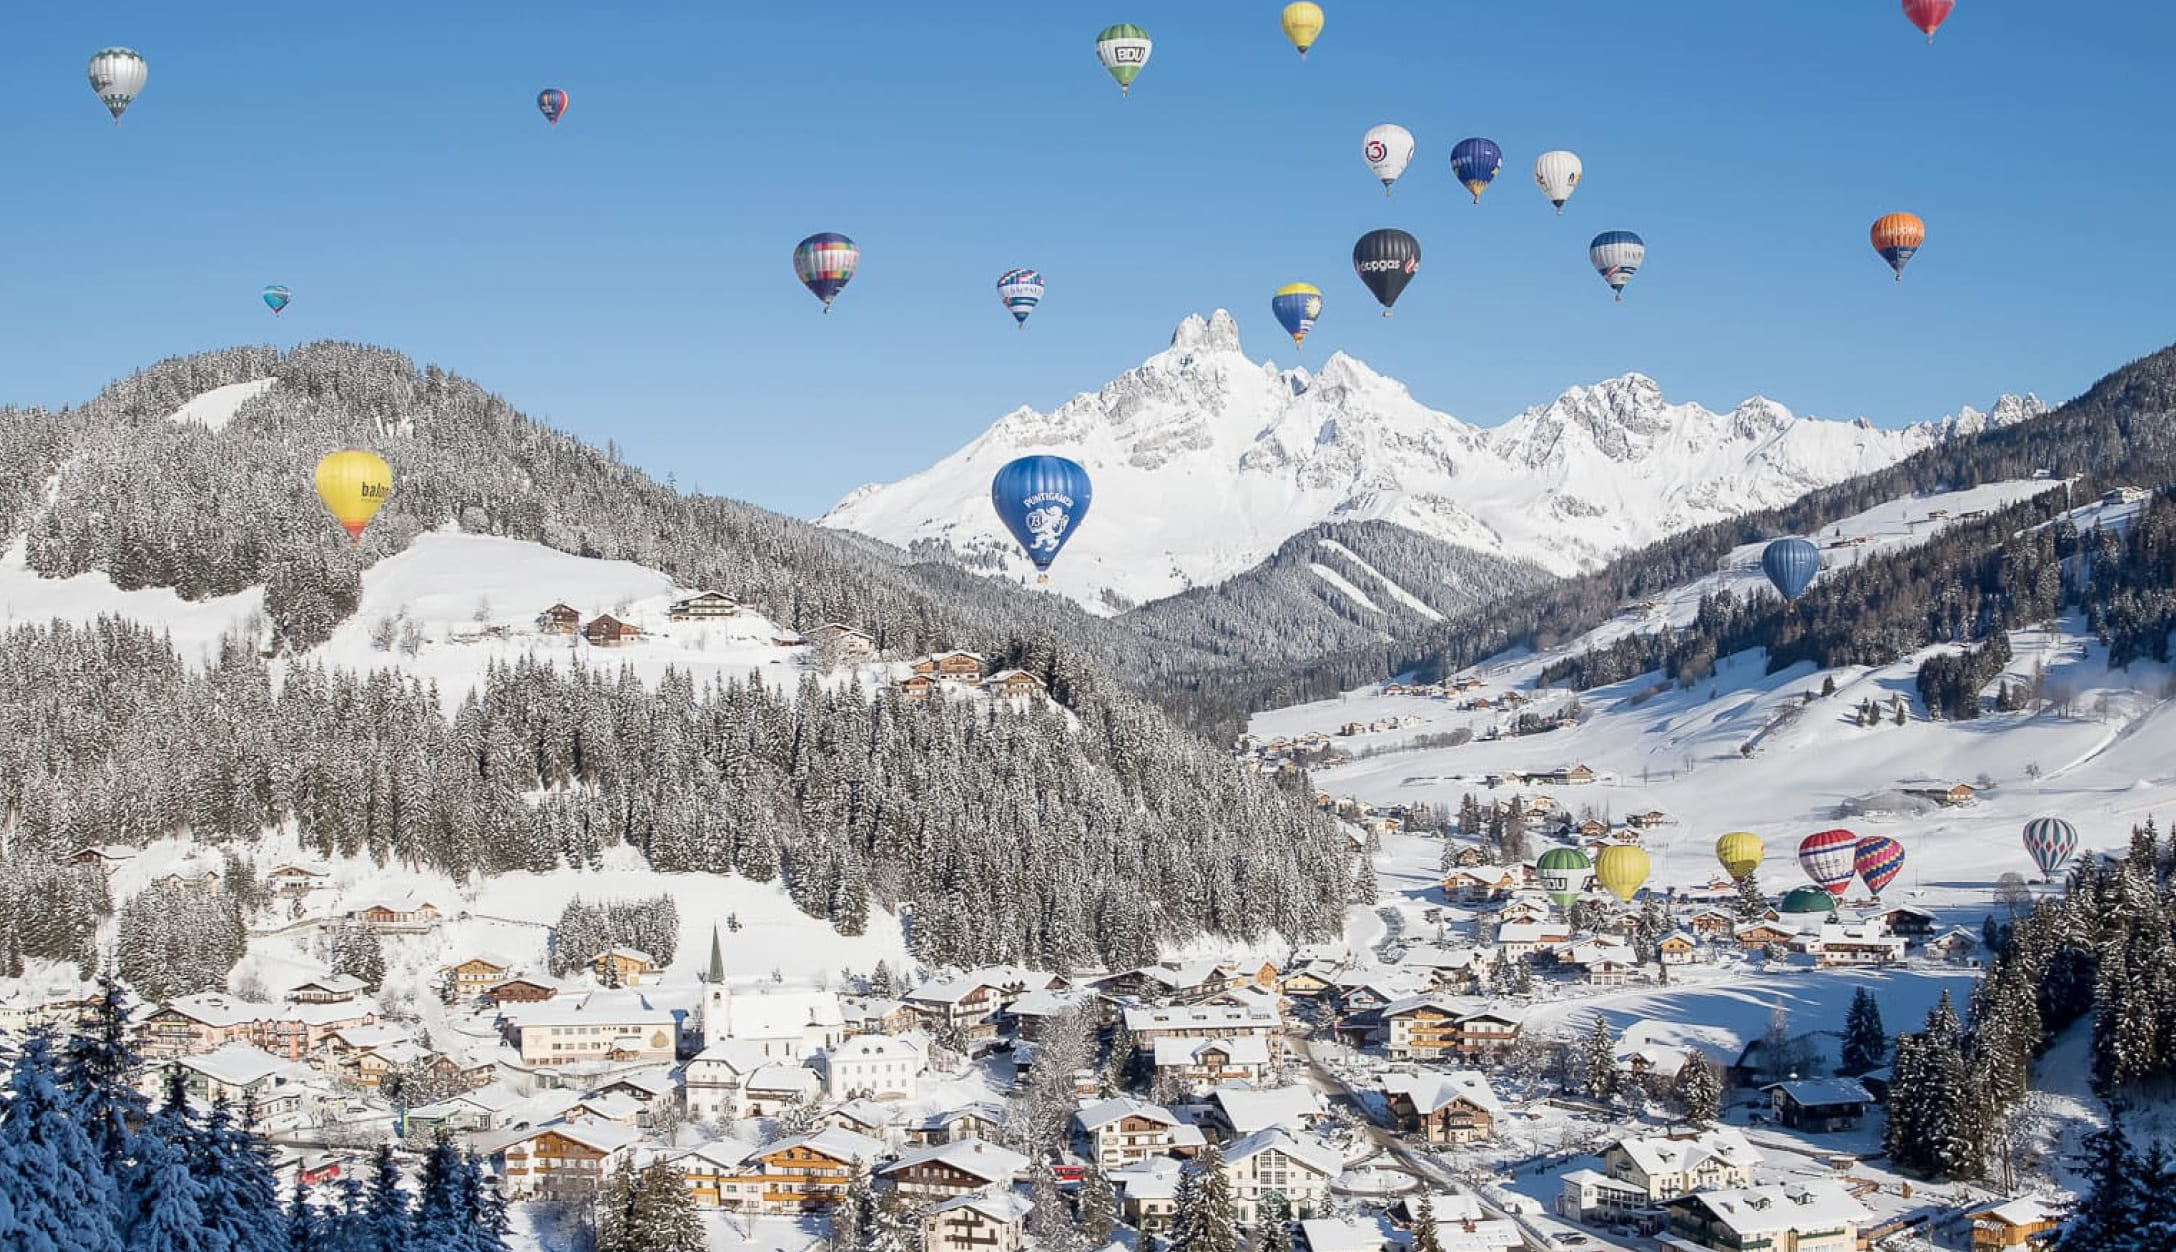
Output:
top-left (1676, 1182), bottom-right (1871, 1238)
top-left (1152, 1035), bottom-right (1270, 1067)
top-left (690, 1040), bottom-right (773, 1074)
top-left (177, 1043), bottom-right (292, 1087)
top-left (1122, 1003), bottom-right (1279, 1033)
top-left (1299, 1216), bottom-right (1393, 1252)
top-left (513, 1118), bottom-right (643, 1154)
top-left (566, 1092), bottom-right (644, 1121)
top-left (1380, 1070), bottom-right (1502, 1116)
top-left (927, 1192), bottom-right (1034, 1224)
top-left (830, 1098), bottom-right (896, 1130)
top-left (1209, 1085), bottom-right (1325, 1134)
top-left (1221, 1128), bottom-right (1342, 1179)
top-left (878, 1137), bottom-right (1029, 1184)
top-left (757, 1126), bottom-right (888, 1166)
top-left (156, 993), bottom-right (272, 1029)
top-left (1611, 1128), bottom-right (1761, 1177)
top-left (746, 1064), bottom-right (820, 1095)
top-left (1076, 1097), bottom-right (1181, 1133)
top-left (1109, 1156), bottom-right (1185, 1201)
top-left (1977, 1195), bottom-right (2060, 1227)
top-left (327, 1023), bottom-right (413, 1051)
top-left (1763, 1078), bottom-right (1873, 1106)
top-left (287, 973), bottom-right (367, 997)
top-left (827, 1033), bottom-right (922, 1063)
top-left (507, 998), bottom-right (673, 1029)
top-left (1007, 987), bottom-right (1088, 1019)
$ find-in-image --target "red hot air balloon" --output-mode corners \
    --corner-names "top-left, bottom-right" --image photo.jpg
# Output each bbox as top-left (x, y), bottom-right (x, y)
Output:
top-left (1798, 829), bottom-right (1859, 901)
top-left (1902, 0), bottom-right (1955, 43)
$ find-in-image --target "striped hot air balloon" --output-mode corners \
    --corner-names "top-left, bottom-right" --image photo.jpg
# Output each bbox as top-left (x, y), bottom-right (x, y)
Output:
top-left (1270, 282), bottom-right (1323, 348)
top-left (1763, 537), bottom-right (1822, 600)
top-left (1536, 847), bottom-right (1593, 911)
top-left (1095, 24), bottom-right (1152, 97)
top-left (1853, 835), bottom-right (1907, 897)
top-left (87, 48), bottom-right (147, 125)
top-left (793, 233), bottom-right (859, 312)
top-left (1798, 829), bottom-right (1859, 901)
top-left (2022, 817), bottom-right (2079, 878)
top-left (1589, 231), bottom-right (1645, 301)
top-left (996, 268), bottom-right (1044, 328)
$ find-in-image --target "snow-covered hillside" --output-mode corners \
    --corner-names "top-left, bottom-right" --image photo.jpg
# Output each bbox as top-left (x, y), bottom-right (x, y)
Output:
top-left (822, 309), bottom-right (2043, 613)
top-left (1253, 478), bottom-right (2173, 917)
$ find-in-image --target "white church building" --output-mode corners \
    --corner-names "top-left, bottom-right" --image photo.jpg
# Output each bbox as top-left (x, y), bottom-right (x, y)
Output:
top-left (697, 927), bottom-right (848, 1058)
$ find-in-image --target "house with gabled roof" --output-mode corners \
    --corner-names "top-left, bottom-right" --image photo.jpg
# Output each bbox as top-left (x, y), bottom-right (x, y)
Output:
top-left (1074, 1097), bottom-right (1204, 1168)
top-left (669, 591), bottom-right (741, 621)
top-left (924, 1192), bottom-right (1034, 1252)
top-left (1219, 1128), bottom-right (1341, 1222)
top-left (1603, 1128), bottom-right (1762, 1201)
top-left (1381, 1070), bottom-right (1502, 1144)
top-left (877, 1137), bottom-right (1029, 1203)
top-left (700, 1127), bottom-right (888, 1213)
top-left (498, 1119), bottom-right (643, 1200)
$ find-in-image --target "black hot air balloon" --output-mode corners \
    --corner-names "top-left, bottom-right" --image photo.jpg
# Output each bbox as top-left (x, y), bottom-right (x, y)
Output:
top-left (1352, 229), bottom-right (1420, 316)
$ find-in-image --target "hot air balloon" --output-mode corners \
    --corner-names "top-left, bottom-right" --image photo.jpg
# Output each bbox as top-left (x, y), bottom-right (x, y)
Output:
top-left (1716, 832), bottom-right (1765, 882)
top-left (1536, 847), bottom-right (1593, 912)
top-left (1095, 24), bottom-right (1152, 97)
top-left (1871, 213), bottom-right (1926, 282)
top-left (1853, 835), bottom-right (1907, 897)
top-left (1534, 150), bottom-right (1582, 215)
top-left (1361, 124), bottom-right (1416, 196)
top-left (1353, 229), bottom-right (1419, 316)
top-left (315, 450), bottom-right (392, 545)
top-left (1449, 137), bottom-right (1503, 204)
top-left (992, 456), bottom-right (1093, 583)
top-left (1594, 844), bottom-right (1651, 903)
top-left (262, 285), bottom-right (291, 316)
top-left (1762, 537), bottom-right (1822, 600)
top-left (1589, 231), bottom-right (1645, 301)
top-left (997, 269), bottom-right (1044, 329)
top-left (538, 87), bottom-right (569, 127)
top-left (1798, 829), bottom-right (1859, 901)
top-left (1778, 886), bottom-right (1839, 928)
top-left (1903, 0), bottom-right (1955, 43)
top-left (87, 48), bottom-right (147, 125)
top-left (2022, 817), bottom-right (2079, 879)
top-left (1280, 3), bottom-right (1324, 58)
top-left (1270, 283), bottom-right (1323, 349)
top-left (794, 233), bottom-right (859, 313)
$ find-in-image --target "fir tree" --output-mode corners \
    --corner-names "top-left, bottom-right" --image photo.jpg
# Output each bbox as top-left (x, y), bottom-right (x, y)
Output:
top-left (1409, 1192), bottom-right (1442, 1252)
top-left (1169, 1145), bottom-right (1237, 1252)
top-left (61, 972), bottom-right (149, 1177)
top-left (1575, 1017), bottom-right (1619, 1101)
top-left (2059, 1119), bottom-right (2144, 1252)
top-left (1254, 1194), bottom-right (1292, 1252)
top-left (827, 1173), bottom-right (872, 1252)
top-left (1674, 1057), bottom-right (1723, 1128)
top-left (1077, 1166), bottom-right (1118, 1246)
top-left (0, 1030), bottom-right (123, 1252)
top-left (594, 1157), bottom-right (644, 1252)
top-left (633, 1163), bottom-right (707, 1252)
top-left (1840, 988), bottom-right (1887, 1075)
top-left (362, 1145), bottom-right (409, 1252)
top-left (862, 1185), bottom-right (913, 1252)
top-left (285, 1178), bottom-right (315, 1252)
top-left (1733, 870), bottom-right (1767, 922)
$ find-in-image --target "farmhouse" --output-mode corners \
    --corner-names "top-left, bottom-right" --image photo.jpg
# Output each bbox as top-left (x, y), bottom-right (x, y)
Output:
top-left (669, 591), bottom-right (741, 620)
top-left (1073, 1098), bottom-right (1203, 1168)
top-left (924, 1193), bottom-right (1034, 1252)
top-left (498, 1121), bottom-right (643, 1201)
top-left (1663, 1182), bottom-right (1870, 1252)
top-left (878, 1137), bottom-right (1029, 1203)
top-left (583, 615), bottom-right (641, 646)
top-left (536, 604), bottom-right (582, 634)
top-left (1603, 1128), bottom-right (1762, 1201)
top-left (1764, 1079), bottom-right (1874, 1132)
top-left (911, 651), bottom-right (987, 683)
top-left (1381, 1070), bottom-right (1501, 1144)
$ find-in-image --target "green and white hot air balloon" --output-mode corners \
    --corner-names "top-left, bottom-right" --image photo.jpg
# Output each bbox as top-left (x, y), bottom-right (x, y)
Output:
top-left (1536, 847), bottom-right (1594, 912)
top-left (1095, 24), bottom-right (1152, 97)
top-left (87, 47), bottom-right (147, 125)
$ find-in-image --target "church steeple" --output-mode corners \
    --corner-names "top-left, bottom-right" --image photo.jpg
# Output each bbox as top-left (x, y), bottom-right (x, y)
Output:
top-left (705, 923), bottom-right (726, 984)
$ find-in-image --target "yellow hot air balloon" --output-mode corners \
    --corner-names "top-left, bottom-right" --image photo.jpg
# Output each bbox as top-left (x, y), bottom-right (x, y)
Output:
top-left (314, 450), bottom-right (392, 544)
top-left (1594, 844), bottom-right (1650, 903)
top-left (1281, 2), bottom-right (1325, 58)
top-left (1715, 831), bottom-right (1765, 881)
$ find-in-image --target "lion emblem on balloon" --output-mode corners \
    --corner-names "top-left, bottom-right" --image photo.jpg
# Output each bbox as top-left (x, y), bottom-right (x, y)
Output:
top-left (1024, 504), bottom-right (1070, 552)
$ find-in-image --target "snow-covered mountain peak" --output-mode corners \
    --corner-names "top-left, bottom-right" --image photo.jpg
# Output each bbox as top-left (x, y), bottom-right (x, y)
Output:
top-left (820, 313), bottom-right (2021, 612)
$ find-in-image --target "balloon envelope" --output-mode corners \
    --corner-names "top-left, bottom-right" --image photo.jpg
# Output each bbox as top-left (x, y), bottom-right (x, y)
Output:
top-left (1594, 844), bottom-right (1650, 903)
top-left (1798, 829), bottom-right (1859, 900)
top-left (1270, 283), bottom-right (1323, 347)
top-left (1281, 2), bottom-right (1324, 57)
top-left (1871, 213), bottom-right (1926, 281)
top-left (315, 450), bottom-right (392, 543)
top-left (1853, 835), bottom-right (1907, 896)
top-left (87, 48), bottom-right (147, 123)
top-left (1449, 137), bottom-right (1504, 203)
top-left (794, 233), bottom-right (859, 310)
top-left (1589, 231), bottom-right (1645, 300)
top-left (1762, 537), bottom-right (1822, 600)
top-left (1902, 0), bottom-right (1956, 40)
top-left (2022, 817), bottom-right (2079, 877)
top-left (1778, 887), bottom-right (1839, 927)
top-left (1715, 832), bottom-right (1765, 881)
top-left (992, 456), bottom-right (1093, 578)
top-left (1536, 847), bottom-right (1593, 910)
top-left (997, 268), bottom-right (1045, 327)
top-left (1362, 125), bottom-right (1416, 193)
top-left (1352, 229), bottom-right (1419, 315)
top-left (262, 285), bottom-right (291, 315)
top-left (1095, 24), bottom-right (1152, 95)
top-left (538, 87), bottom-right (569, 125)
top-left (1534, 150), bottom-right (1582, 214)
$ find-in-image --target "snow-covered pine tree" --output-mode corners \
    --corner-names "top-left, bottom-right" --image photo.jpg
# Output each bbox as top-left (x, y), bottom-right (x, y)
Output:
top-left (1576, 1017), bottom-right (1619, 1101)
top-left (829, 1173), bottom-right (873, 1252)
top-left (1254, 1194), bottom-right (1292, 1252)
top-left (1410, 1192), bottom-right (1442, 1252)
top-left (2058, 1118), bottom-right (2144, 1252)
top-left (1169, 1145), bottom-right (1236, 1252)
top-left (1840, 988), bottom-right (1887, 1075)
top-left (594, 1156), bottom-right (644, 1252)
top-left (1673, 1057), bottom-right (1722, 1128)
top-left (1078, 1166), bottom-right (1118, 1246)
top-left (632, 1162), bottom-right (707, 1252)
top-left (0, 1030), bottom-right (122, 1252)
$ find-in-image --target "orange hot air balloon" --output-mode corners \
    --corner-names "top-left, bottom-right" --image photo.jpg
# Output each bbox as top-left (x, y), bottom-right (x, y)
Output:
top-left (1871, 213), bottom-right (1926, 281)
top-left (314, 450), bottom-right (392, 544)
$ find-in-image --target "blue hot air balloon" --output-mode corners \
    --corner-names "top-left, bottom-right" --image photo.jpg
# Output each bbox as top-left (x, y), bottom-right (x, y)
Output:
top-left (1449, 137), bottom-right (1504, 204)
top-left (262, 285), bottom-right (291, 316)
top-left (991, 456), bottom-right (1093, 583)
top-left (1762, 537), bottom-right (1821, 600)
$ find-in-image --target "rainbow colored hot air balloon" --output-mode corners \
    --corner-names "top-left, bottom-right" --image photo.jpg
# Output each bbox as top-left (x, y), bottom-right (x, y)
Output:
top-left (1872, 213), bottom-right (1926, 281)
top-left (1902, 0), bottom-right (1955, 43)
top-left (794, 233), bottom-right (859, 313)
top-left (1798, 829), bottom-right (1859, 901)
top-left (1271, 283), bottom-right (1323, 348)
top-left (1853, 835), bottom-right (1907, 897)
top-left (1537, 847), bottom-right (1593, 911)
top-left (2022, 817), bottom-right (2079, 878)
top-left (1715, 832), bottom-right (1765, 882)
top-left (537, 87), bottom-right (569, 127)
top-left (1594, 844), bottom-right (1650, 903)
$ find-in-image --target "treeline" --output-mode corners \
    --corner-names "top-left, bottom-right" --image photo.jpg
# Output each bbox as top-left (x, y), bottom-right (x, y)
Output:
top-left (0, 618), bottom-right (1348, 974)
top-left (1878, 823), bottom-right (2176, 1182)
top-left (0, 978), bottom-right (508, 1252)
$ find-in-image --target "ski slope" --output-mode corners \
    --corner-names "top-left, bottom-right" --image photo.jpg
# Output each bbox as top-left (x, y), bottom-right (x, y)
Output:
top-left (166, 378), bottom-right (278, 431)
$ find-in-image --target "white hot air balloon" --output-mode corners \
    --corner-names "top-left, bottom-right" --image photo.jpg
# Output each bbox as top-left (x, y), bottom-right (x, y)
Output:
top-left (87, 48), bottom-right (147, 125)
top-left (1361, 124), bottom-right (1416, 196)
top-left (1534, 150), bottom-right (1583, 215)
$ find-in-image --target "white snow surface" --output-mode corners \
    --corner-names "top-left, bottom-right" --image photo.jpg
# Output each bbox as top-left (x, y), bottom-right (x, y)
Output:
top-left (0, 536), bottom-right (267, 661)
top-left (166, 378), bottom-right (278, 431)
top-left (821, 309), bottom-right (2044, 613)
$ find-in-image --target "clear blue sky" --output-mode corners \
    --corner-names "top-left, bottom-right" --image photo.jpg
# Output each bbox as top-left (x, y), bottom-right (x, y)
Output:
top-left (2, 2), bottom-right (2169, 517)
